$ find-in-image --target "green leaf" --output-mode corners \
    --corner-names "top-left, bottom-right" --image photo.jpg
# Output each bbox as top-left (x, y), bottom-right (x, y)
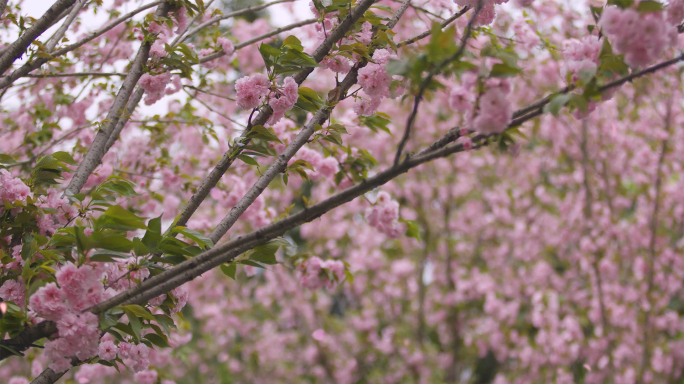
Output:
top-left (142, 217), bottom-right (163, 252)
top-left (122, 309), bottom-right (142, 340)
top-left (237, 260), bottom-right (265, 268)
top-left (249, 251), bottom-right (277, 265)
top-left (248, 125), bottom-right (282, 143)
top-left (607, 0), bottom-right (634, 8)
top-left (249, 238), bottom-right (289, 265)
top-left (323, 131), bottom-right (343, 146)
top-left (386, 59), bottom-right (409, 76)
top-left (344, 268), bottom-right (354, 283)
top-left (121, 304), bottom-right (155, 321)
top-left (636, 0), bottom-right (663, 12)
top-left (543, 94), bottom-right (572, 116)
top-left (578, 65), bottom-right (597, 85)
top-left (282, 35), bottom-right (303, 52)
top-left (144, 333), bottom-right (170, 348)
top-left (289, 159), bottom-right (314, 171)
top-left (0, 344), bottom-right (22, 356)
top-left (399, 219), bottom-right (421, 242)
top-left (90, 249), bottom-right (132, 262)
top-left (295, 87), bottom-right (325, 113)
top-left (171, 227), bottom-right (214, 249)
top-left (100, 309), bottom-right (120, 329)
top-left (427, 23), bottom-right (456, 63)
top-left (97, 205), bottom-right (146, 231)
top-left (51, 151), bottom-right (77, 165)
top-left (237, 154), bottom-right (259, 166)
top-left (220, 263), bottom-right (236, 279)
top-left (113, 322), bottom-right (139, 340)
top-left (153, 314), bottom-right (176, 334)
top-left (90, 231), bottom-right (134, 252)
top-left (259, 43), bottom-right (281, 70)
top-left (147, 215), bottom-right (162, 234)
top-left (328, 123), bottom-right (348, 134)
top-left (360, 114), bottom-right (391, 135)
top-left (490, 63), bottom-right (522, 78)
top-left (0, 154), bottom-right (16, 164)
top-left (279, 48), bottom-right (319, 69)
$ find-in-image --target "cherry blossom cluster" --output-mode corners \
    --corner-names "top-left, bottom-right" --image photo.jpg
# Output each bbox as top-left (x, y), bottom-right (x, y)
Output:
top-left (0, 169), bottom-right (30, 207)
top-left (36, 187), bottom-right (78, 235)
top-left (292, 147), bottom-right (339, 182)
top-left (0, 277), bottom-right (24, 305)
top-left (297, 256), bottom-right (345, 290)
top-left (99, 338), bottom-right (151, 372)
top-left (353, 49), bottom-right (396, 116)
top-left (450, 73), bottom-right (513, 135)
top-left (234, 74), bottom-right (299, 125)
top-left (217, 37), bottom-right (235, 56)
top-left (268, 77), bottom-right (299, 125)
top-left (319, 20), bottom-right (373, 74)
top-left (364, 191), bottom-right (405, 238)
top-left (235, 73), bottom-right (270, 110)
top-left (562, 36), bottom-right (601, 83)
top-left (453, 0), bottom-right (510, 26)
top-left (28, 263), bottom-right (109, 372)
top-left (139, 72), bottom-right (182, 106)
top-left (600, 5), bottom-right (678, 68)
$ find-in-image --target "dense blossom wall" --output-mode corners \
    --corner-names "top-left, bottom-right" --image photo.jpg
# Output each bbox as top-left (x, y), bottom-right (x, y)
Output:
top-left (1, 0), bottom-right (684, 383)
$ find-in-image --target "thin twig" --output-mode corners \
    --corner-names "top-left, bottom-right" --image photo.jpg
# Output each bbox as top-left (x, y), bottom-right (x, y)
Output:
top-left (636, 99), bottom-right (672, 384)
top-left (394, 2), bottom-right (482, 165)
top-left (45, 0), bottom-right (88, 52)
top-left (0, 1), bottom-right (163, 89)
top-left (397, 6), bottom-right (470, 48)
top-left (179, 0), bottom-right (295, 44)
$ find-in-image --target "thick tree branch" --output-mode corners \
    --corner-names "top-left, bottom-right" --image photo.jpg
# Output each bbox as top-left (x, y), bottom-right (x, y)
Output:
top-left (104, 87), bottom-right (146, 152)
top-left (89, 128), bottom-right (484, 312)
top-left (30, 367), bottom-right (67, 384)
top-left (64, 2), bottom-right (172, 196)
top-left (0, 320), bottom-right (56, 361)
top-left (0, 0), bottom-right (77, 75)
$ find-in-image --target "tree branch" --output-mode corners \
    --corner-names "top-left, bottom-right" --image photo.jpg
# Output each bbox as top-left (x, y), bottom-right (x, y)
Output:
top-left (394, 1), bottom-right (482, 165)
top-left (45, 0), bottom-right (88, 52)
top-left (0, 0), bottom-right (77, 75)
top-left (8, 33), bottom-right (684, 366)
top-left (0, 1), bottom-right (163, 90)
top-left (197, 18), bottom-right (318, 65)
top-left (64, 1), bottom-right (172, 196)
top-left (170, 0), bottom-right (377, 231)
top-left (397, 6), bottom-right (470, 48)
top-left (207, 0), bottom-right (414, 243)
top-left (178, 0), bottom-right (296, 44)
top-left (0, 320), bottom-right (56, 361)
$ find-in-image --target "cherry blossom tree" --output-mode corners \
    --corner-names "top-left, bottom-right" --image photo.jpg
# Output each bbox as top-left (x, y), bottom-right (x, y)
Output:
top-left (1, 0), bottom-right (684, 383)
